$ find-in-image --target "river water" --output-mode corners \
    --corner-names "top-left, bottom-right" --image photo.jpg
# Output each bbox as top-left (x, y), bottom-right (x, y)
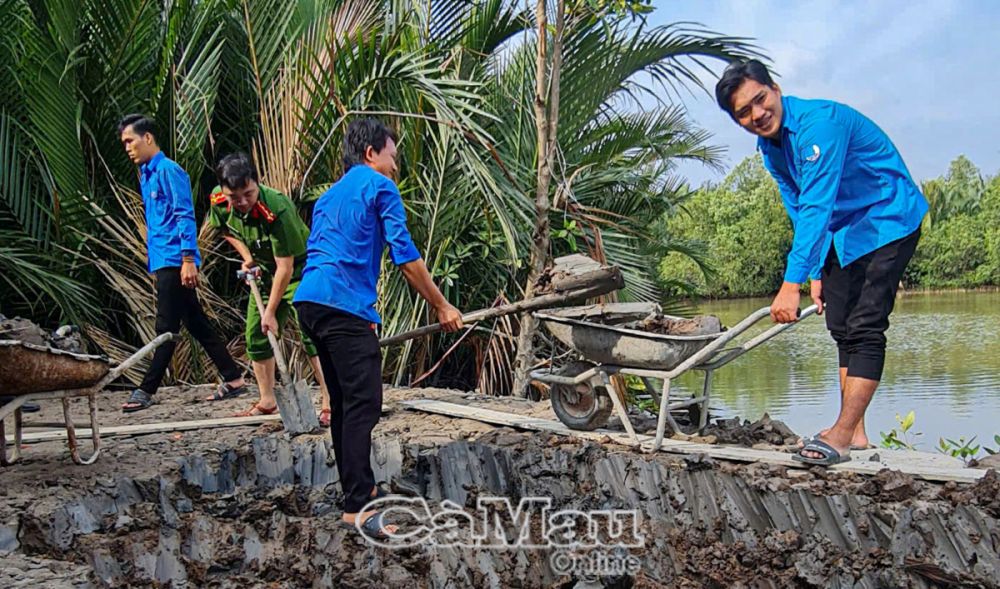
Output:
top-left (671, 291), bottom-right (1000, 451)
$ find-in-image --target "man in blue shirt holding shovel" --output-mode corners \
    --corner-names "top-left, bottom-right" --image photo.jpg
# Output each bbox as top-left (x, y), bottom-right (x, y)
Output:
top-left (715, 61), bottom-right (927, 466)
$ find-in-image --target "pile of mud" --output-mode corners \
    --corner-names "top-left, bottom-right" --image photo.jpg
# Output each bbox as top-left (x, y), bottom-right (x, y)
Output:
top-left (627, 313), bottom-right (724, 336)
top-left (702, 413), bottom-right (800, 447)
top-left (0, 314), bottom-right (85, 353)
top-left (623, 409), bottom-right (800, 447)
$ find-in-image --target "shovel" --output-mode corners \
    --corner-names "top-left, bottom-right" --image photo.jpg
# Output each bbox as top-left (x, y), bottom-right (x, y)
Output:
top-left (239, 270), bottom-right (320, 435)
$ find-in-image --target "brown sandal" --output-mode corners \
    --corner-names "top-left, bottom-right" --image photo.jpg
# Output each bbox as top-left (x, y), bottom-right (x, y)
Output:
top-left (234, 403), bottom-right (278, 417)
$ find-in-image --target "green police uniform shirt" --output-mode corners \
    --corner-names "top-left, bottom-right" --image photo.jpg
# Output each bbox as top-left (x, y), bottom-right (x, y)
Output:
top-left (207, 184), bottom-right (310, 278)
top-left (208, 184), bottom-right (316, 360)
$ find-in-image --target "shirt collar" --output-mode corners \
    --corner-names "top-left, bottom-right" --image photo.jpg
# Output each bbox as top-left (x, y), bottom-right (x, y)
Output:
top-left (140, 151), bottom-right (165, 176)
top-left (233, 187), bottom-right (277, 224)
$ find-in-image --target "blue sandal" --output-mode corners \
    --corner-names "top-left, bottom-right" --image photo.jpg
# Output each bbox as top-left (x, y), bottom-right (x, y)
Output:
top-left (122, 389), bottom-right (155, 413)
top-left (793, 438), bottom-right (851, 466)
top-left (343, 511), bottom-right (394, 541)
top-left (204, 382), bottom-right (246, 401)
top-left (359, 512), bottom-right (394, 540)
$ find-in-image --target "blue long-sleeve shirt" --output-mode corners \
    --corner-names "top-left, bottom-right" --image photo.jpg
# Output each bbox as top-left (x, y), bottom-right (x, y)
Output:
top-left (293, 164), bottom-right (422, 324)
top-left (139, 152), bottom-right (201, 272)
top-left (758, 96), bottom-right (928, 283)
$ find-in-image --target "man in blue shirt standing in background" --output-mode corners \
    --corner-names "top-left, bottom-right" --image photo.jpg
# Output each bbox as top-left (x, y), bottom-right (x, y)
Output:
top-left (715, 61), bottom-right (927, 466)
top-left (118, 114), bottom-right (246, 413)
top-left (294, 118), bottom-right (463, 539)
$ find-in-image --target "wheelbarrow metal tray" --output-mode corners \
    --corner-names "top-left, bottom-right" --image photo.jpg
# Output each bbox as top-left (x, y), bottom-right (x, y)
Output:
top-left (0, 340), bottom-right (109, 395)
top-left (535, 303), bottom-right (724, 371)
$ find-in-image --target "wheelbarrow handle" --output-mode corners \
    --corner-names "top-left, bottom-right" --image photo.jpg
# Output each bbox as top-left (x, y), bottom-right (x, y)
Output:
top-left (695, 304), bottom-right (821, 370)
top-left (97, 332), bottom-right (178, 388)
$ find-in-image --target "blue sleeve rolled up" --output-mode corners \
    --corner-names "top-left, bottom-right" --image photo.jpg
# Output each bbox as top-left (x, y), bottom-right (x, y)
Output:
top-left (376, 183), bottom-right (421, 265)
top-left (783, 119), bottom-right (849, 284)
top-left (163, 165), bottom-right (200, 257)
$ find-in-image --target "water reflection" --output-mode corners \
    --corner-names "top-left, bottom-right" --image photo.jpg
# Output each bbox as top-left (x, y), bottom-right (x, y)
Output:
top-left (669, 292), bottom-right (1000, 448)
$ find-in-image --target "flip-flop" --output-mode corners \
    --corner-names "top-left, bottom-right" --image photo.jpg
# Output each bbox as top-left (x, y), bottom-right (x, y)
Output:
top-left (204, 382), bottom-right (246, 402)
top-left (342, 511), bottom-right (395, 541)
top-left (122, 389), bottom-right (155, 413)
top-left (793, 438), bottom-right (851, 466)
top-left (234, 402), bottom-right (278, 417)
top-left (798, 434), bottom-right (873, 451)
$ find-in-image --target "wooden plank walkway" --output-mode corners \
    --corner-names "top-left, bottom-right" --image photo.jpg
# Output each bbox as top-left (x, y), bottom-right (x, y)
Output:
top-left (6, 414), bottom-right (282, 444)
top-left (401, 399), bottom-right (986, 485)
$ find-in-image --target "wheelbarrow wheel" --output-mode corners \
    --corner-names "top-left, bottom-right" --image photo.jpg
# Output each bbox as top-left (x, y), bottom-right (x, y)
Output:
top-left (550, 362), bottom-right (613, 431)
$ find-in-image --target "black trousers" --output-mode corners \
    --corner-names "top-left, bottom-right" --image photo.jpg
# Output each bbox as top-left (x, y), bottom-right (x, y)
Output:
top-left (139, 268), bottom-right (243, 394)
top-left (822, 228), bottom-right (920, 381)
top-left (295, 301), bottom-right (382, 514)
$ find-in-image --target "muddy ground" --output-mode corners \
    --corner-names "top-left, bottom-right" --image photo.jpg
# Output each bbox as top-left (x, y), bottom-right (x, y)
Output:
top-left (2, 385), bottom-right (999, 588)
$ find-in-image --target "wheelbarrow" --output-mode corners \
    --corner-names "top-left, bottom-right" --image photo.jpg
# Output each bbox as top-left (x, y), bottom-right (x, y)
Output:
top-left (0, 333), bottom-right (176, 465)
top-left (530, 303), bottom-right (819, 452)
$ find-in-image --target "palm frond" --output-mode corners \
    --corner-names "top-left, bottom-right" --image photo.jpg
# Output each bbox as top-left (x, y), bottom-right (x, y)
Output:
top-left (0, 112), bottom-right (54, 247)
top-left (0, 230), bottom-right (97, 324)
top-left (172, 12), bottom-right (226, 180)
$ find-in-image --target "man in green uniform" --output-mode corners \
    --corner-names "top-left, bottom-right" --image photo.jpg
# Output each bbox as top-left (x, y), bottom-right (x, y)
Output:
top-left (207, 152), bottom-right (330, 423)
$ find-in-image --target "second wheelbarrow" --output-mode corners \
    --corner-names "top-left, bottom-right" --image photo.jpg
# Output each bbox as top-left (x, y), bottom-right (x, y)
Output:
top-left (530, 303), bottom-right (819, 452)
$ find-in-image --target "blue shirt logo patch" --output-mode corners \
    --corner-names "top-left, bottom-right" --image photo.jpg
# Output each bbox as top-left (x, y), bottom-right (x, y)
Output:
top-left (804, 144), bottom-right (821, 162)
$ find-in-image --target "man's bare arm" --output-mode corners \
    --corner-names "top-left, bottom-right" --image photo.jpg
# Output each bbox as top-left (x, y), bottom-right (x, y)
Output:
top-left (399, 258), bottom-right (463, 332)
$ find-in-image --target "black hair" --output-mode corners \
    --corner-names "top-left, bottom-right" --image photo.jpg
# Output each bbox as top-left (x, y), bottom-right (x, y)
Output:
top-left (342, 117), bottom-right (397, 171)
top-left (117, 113), bottom-right (158, 142)
top-left (714, 59), bottom-right (777, 118)
top-left (216, 152), bottom-right (259, 189)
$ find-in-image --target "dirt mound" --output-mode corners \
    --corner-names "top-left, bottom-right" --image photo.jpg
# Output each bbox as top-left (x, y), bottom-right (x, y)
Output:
top-left (702, 413), bottom-right (800, 447)
top-left (629, 314), bottom-right (724, 336)
top-left (939, 468), bottom-right (1000, 518)
top-left (0, 314), bottom-right (85, 354)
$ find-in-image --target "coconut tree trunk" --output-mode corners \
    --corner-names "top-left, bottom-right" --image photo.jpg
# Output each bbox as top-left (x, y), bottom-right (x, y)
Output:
top-left (512, 0), bottom-right (566, 397)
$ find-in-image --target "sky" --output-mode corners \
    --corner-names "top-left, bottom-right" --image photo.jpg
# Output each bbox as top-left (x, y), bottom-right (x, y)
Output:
top-left (644, 0), bottom-right (1000, 186)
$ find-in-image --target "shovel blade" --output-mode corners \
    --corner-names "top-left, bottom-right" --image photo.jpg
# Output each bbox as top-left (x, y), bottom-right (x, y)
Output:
top-left (273, 380), bottom-right (320, 435)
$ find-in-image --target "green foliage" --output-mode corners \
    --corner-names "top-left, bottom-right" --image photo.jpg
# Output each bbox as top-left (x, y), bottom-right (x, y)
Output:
top-left (984, 435), bottom-right (1000, 456)
top-left (655, 155), bottom-right (792, 297)
top-left (937, 436), bottom-right (980, 465)
top-left (909, 159), bottom-right (1000, 288)
top-left (576, 0), bottom-right (654, 17)
top-left (879, 410), bottom-right (921, 451)
top-left (552, 219), bottom-right (580, 253)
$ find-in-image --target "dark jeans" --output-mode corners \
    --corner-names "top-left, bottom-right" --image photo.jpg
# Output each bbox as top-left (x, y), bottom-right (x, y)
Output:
top-left (295, 301), bottom-right (382, 514)
top-left (138, 268), bottom-right (243, 394)
top-left (822, 228), bottom-right (921, 381)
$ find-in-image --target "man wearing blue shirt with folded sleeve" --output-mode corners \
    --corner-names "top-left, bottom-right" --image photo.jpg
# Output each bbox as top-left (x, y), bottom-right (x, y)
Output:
top-left (715, 61), bottom-right (927, 466)
top-left (118, 114), bottom-right (245, 413)
top-left (294, 118), bottom-right (463, 538)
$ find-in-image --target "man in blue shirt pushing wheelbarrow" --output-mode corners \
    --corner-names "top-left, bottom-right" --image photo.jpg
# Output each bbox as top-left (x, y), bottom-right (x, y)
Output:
top-left (715, 60), bottom-right (928, 466)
